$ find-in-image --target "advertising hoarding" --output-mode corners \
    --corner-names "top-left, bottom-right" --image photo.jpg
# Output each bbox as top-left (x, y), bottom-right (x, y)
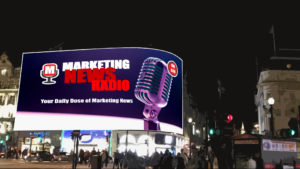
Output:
top-left (261, 139), bottom-right (300, 167)
top-left (14, 48), bottom-right (183, 134)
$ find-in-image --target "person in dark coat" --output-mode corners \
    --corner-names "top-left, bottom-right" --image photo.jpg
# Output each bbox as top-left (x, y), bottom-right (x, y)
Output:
top-left (254, 152), bottom-right (264, 169)
top-left (79, 149), bottom-right (84, 164)
top-left (176, 153), bottom-right (185, 169)
top-left (151, 152), bottom-right (161, 169)
top-left (89, 148), bottom-right (97, 166)
top-left (84, 150), bottom-right (90, 164)
top-left (119, 152), bottom-right (125, 169)
top-left (101, 149), bottom-right (109, 168)
top-left (161, 149), bottom-right (173, 169)
top-left (113, 150), bottom-right (120, 169)
top-left (22, 148), bottom-right (28, 160)
top-left (91, 148), bottom-right (97, 156)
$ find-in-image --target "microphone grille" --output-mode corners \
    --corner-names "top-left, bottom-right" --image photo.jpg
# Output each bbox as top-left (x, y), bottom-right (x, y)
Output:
top-left (135, 57), bottom-right (173, 106)
top-left (135, 57), bottom-right (164, 104)
top-left (162, 73), bottom-right (172, 102)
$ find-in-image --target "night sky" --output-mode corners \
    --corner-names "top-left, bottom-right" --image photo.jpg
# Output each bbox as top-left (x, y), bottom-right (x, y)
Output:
top-left (0, 7), bottom-right (298, 130)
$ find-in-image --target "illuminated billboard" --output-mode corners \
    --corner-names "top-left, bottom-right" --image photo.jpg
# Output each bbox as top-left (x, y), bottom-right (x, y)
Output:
top-left (60, 130), bottom-right (110, 154)
top-left (14, 48), bottom-right (183, 134)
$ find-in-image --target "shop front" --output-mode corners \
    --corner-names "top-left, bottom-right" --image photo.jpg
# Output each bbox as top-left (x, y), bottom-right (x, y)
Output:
top-left (60, 130), bottom-right (111, 155)
top-left (17, 131), bottom-right (61, 154)
top-left (262, 139), bottom-right (300, 169)
top-left (111, 130), bottom-right (187, 157)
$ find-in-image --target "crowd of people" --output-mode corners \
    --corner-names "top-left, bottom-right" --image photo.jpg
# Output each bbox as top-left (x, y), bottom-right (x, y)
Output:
top-left (5, 147), bottom-right (21, 159)
top-left (111, 149), bottom-right (189, 169)
top-left (78, 148), bottom-right (110, 168)
top-left (3, 146), bottom-right (269, 169)
top-left (74, 146), bottom-right (217, 169)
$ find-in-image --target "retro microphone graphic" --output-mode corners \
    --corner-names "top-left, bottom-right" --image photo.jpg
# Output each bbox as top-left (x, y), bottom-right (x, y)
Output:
top-left (134, 57), bottom-right (173, 130)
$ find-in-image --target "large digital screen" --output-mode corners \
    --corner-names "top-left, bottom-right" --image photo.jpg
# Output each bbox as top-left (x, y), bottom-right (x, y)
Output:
top-left (14, 48), bottom-right (183, 134)
top-left (60, 130), bottom-right (111, 154)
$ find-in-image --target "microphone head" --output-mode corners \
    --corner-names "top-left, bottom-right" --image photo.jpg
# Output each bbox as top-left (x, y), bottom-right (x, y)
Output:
top-left (134, 57), bottom-right (173, 108)
top-left (40, 63), bottom-right (59, 85)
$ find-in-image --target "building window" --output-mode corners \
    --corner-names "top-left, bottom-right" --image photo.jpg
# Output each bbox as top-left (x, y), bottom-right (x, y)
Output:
top-left (1, 69), bottom-right (7, 76)
top-left (0, 95), bottom-right (4, 105)
top-left (7, 95), bottom-right (15, 105)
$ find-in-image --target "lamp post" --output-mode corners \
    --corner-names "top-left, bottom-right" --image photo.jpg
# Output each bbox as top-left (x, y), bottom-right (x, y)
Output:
top-left (268, 97), bottom-right (275, 137)
top-left (188, 117), bottom-right (193, 159)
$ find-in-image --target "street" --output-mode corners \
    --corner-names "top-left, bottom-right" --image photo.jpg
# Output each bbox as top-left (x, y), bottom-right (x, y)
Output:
top-left (0, 159), bottom-right (115, 169)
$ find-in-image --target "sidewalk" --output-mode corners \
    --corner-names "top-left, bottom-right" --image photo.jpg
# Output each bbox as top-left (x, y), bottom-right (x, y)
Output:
top-left (0, 158), bottom-right (115, 168)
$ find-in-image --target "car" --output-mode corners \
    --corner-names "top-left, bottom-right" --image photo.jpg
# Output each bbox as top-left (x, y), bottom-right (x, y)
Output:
top-left (53, 152), bottom-right (69, 161)
top-left (26, 151), bottom-right (54, 162)
top-left (0, 152), bottom-right (5, 158)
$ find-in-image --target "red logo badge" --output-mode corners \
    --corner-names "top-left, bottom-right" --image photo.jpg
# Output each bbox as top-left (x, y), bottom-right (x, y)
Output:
top-left (167, 61), bottom-right (178, 77)
top-left (40, 63), bottom-right (59, 85)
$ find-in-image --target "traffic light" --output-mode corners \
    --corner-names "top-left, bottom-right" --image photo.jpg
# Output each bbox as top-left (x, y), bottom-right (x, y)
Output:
top-left (5, 134), bottom-right (9, 141)
top-left (290, 129), bottom-right (296, 136)
top-left (225, 114), bottom-right (233, 123)
top-left (71, 130), bottom-right (80, 140)
top-left (288, 117), bottom-right (298, 137)
top-left (209, 128), bottom-right (215, 135)
top-left (280, 128), bottom-right (294, 138)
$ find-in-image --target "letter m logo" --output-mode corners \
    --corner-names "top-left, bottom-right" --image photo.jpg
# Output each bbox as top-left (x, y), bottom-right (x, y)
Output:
top-left (40, 63), bottom-right (59, 85)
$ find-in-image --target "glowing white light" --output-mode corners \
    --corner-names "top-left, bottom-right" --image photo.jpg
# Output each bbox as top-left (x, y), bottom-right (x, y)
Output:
top-left (50, 146), bottom-right (55, 154)
top-left (1, 69), bottom-right (7, 76)
top-left (32, 138), bottom-right (42, 144)
top-left (136, 144), bottom-right (148, 156)
top-left (192, 125), bottom-right (195, 135)
top-left (148, 144), bottom-right (155, 156)
top-left (127, 135), bottom-right (136, 144)
top-left (120, 134), bottom-right (136, 144)
top-left (120, 135), bottom-right (126, 143)
top-left (1, 105), bottom-right (16, 117)
top-left (0, 122), bottom-right (5, 134)
top-left (188, 117), bottom-right (192, 123)
top-left (118, 145), bottom-right (126, 153)
top-left (137, 135), bottom-right (150, 144)
top-left (44, 138), bottom-right (51, 144)
top-left (127, 144), bottom-right (136, 153)
top-left (14, 113), bottom-right (183, 134)
top-left (196, 129), bottom-right (200, 134)
top-left (176, 138), bottom-right (183, 147)
top-left (156, 148), bottom-right (167, 154)
top-left (165, 135), bottom-right (173, 144)
top-left (268, 97), bottom-right (275, 105)
top-left (61, 134), bottom-right (109, 155)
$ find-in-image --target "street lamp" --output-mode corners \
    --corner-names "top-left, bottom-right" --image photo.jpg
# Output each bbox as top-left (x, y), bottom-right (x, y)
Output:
top-left (188, 117), bottom-right (193, 123)
top-left (188, 117), bottom-right (193, 159)
top-left (268, 97), bottom-right (275, 105)
top-left (268, 97), bottom-right (275, 137)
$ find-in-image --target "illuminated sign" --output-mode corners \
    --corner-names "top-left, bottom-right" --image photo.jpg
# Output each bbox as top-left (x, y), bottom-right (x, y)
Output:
top-left (14, 48), bottom-right (183, 134)
top-left (262, 139), bottom-right (297, 152)
top-left (60, 130), bottom-right (109, 153)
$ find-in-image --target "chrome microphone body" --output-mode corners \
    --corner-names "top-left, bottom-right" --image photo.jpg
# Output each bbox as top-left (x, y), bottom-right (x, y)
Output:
top-left (134, 57), bottom-right (173, 130)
